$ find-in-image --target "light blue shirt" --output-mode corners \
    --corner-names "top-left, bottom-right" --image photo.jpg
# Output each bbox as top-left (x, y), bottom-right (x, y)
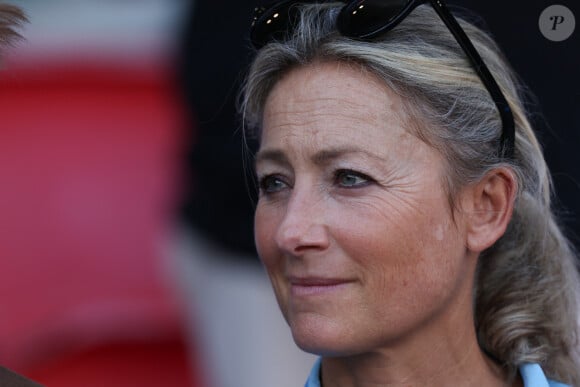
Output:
top-left (305, 358), bottom-right (570, 387)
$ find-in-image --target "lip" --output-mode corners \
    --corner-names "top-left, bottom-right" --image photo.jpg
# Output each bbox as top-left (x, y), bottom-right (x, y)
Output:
top-left (288, 276), bottom-right (355, 297)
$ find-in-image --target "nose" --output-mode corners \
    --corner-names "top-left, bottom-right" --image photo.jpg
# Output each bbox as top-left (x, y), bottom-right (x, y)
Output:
top-left (274, 190), bottom-right (330, 256)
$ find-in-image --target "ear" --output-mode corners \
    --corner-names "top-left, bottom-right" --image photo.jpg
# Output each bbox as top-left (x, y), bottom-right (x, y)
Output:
top-left (461, 168), bottom-right (517, 253)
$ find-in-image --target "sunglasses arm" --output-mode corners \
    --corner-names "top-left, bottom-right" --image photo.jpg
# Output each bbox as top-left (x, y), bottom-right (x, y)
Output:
top-left (429, 0), bottom-right (515, 158)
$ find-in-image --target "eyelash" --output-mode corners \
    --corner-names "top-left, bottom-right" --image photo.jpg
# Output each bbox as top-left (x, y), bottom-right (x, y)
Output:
top-left (333, 169), bottom-right (374, 188)
top-left (258, 174), bottom-right (288, 195)
top-left (258, 169), bottom-right (374, 196)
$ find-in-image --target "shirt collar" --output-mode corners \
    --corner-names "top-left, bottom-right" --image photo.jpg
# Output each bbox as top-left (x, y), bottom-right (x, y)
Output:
top-left (304, 357), bottom-right (322, 387)
top-left (304, 359), bottom-right (568, 387)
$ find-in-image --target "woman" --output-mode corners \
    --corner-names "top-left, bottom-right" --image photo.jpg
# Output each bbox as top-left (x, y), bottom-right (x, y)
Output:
top-left (241, 1), bottom-right (580, 386)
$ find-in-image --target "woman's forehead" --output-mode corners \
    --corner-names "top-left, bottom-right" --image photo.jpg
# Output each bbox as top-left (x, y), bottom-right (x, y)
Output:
top-left (264, 61), bottom-right (399, 114)
top-left (260, 62), bottom-right (418, 157)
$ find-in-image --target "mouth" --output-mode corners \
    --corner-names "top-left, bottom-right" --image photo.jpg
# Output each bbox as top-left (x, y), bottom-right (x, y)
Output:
top-left (288, 277), bottom-right (355, 297)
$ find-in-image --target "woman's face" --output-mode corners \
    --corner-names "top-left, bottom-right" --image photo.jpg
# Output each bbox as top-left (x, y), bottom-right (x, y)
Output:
top-left (254, 61), bottom-right (476, 356)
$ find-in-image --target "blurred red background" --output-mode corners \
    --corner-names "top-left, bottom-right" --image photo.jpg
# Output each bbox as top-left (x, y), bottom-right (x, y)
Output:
top-left (0, 1), bottom-right (203, 385)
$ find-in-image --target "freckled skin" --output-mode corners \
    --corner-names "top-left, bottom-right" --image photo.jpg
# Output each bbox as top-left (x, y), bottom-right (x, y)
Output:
top-left (254, 62), bottom-right (504, 385)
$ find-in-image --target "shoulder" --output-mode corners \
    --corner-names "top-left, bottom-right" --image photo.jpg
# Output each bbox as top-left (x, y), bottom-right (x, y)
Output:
top-left (0, 367), bottom-right (43, 387)
top-left (519, 363), bottom-right (570, 387)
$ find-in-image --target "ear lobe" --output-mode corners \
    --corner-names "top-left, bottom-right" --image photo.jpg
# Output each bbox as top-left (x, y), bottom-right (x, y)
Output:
top-left (463, 168), bottom-right (517, 253)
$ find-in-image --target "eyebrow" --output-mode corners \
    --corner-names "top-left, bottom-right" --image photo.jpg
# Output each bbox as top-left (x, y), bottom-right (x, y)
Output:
top-left (254, 146), bottom-right (384, 168)
top-left (254, 148), bottom-right (290, 168)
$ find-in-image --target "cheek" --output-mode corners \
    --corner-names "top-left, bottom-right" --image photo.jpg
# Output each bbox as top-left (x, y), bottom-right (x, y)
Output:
top-left (254, 205), bottom-right (292, 321)
top-left (254, 205), bottom-right (278, 266)
top-left (332, 200), bottom-right (462, 297)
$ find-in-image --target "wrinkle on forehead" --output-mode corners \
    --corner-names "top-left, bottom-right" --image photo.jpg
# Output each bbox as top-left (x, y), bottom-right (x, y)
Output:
top-left (261, 62), bottom-right (417, 156)
top-left (263, 61), bottom-right (411, 128)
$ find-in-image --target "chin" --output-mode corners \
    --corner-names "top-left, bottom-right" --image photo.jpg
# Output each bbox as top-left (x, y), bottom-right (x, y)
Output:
top-left (289, 314), bottom-right (361, 357)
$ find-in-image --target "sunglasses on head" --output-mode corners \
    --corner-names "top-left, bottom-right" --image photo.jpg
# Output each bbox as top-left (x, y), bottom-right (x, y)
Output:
top-left (250, 0), bottom-right (515, 159)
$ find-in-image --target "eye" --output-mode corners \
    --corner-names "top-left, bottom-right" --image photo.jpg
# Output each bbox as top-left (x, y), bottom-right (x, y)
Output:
top-left (334, 169), bottom-right (373, 188)
top-left (258, 174), bottom-right (288, 195)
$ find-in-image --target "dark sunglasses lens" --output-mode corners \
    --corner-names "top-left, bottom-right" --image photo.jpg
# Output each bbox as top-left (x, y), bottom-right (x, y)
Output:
top-left (251, 1), bottom-right (299, 48)
top-left (338, 0), bottom-right (410, 38)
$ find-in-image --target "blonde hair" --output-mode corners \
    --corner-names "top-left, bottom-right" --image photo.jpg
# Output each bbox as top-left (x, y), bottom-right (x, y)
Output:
top-left (241, 3), bottom-right (580, 384)
top-left (0, 3), bottom-right (26, 54)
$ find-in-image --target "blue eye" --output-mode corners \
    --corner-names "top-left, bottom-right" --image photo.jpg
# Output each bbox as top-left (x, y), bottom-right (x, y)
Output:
top-left (259, 175), bottom-right (288, 194)
top-left (334, 169), bottom-right (372, 188)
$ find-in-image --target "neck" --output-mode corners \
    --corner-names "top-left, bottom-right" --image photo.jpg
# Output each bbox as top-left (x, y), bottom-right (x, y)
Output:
top-left (320, 284), bottom-right (519, 387)
top-left (321, 342), bottom-right (514, 387)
